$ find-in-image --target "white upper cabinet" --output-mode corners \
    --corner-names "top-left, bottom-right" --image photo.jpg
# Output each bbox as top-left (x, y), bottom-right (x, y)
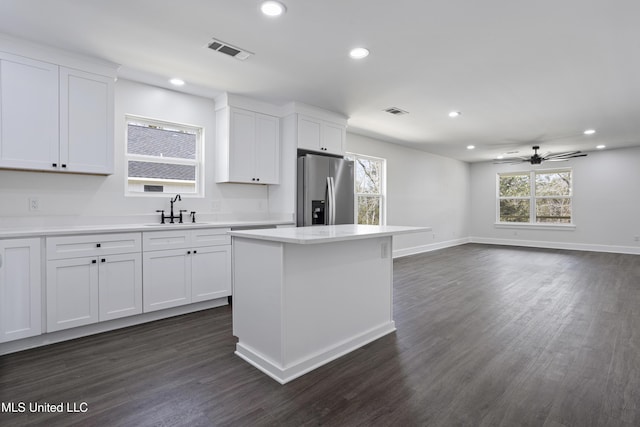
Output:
top-left (0, 53), bottom-right (59, 170)
top-left (60, 67), bottom-right (114, 174)
top-left (254, 112), bottom-right (280, 183)
top-left (215, 93), bottom-right (281, 185)
top-left (297, 114), bottom-right (346, 155)
top-left (216, 106), bottom-right (280, 184)
top-left (0, 48), bottom-right (115, 175)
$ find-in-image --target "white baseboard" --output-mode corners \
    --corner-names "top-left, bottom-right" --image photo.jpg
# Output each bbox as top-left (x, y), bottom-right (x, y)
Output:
top-left (392, 236), bottom-right (640, 257)
top-left (469, 236), bottom-right (640, 255)
top-left (393, 237), bottom-right (470, 258)
top-left (235, 321), bottom-right (396, 384)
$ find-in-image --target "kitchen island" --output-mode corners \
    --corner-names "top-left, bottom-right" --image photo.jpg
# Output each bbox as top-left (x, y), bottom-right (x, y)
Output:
top-left (229, 224), bottom-right (430, 384)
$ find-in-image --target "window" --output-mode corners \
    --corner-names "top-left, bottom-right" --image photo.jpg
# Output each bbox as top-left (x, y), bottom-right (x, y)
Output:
top-left (125, 116), bottom-right (203, 196)
top-left (347, 153), bottom-right (386, 225)
top-left (498, 169), bottom-right (573, 224)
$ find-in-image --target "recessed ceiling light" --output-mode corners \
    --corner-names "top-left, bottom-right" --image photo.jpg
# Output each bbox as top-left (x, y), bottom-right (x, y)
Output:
top-left (584, 129), bottom-right (596, 135)
top-left (449, 111), bottom-right (461, 118)
top-left (349, 47), bottom-right (369, 59)
top-left (467, 145), bottom-right (475, 150)
top-left (596, 144), bottom-right (606, 149)
top-left (496, 155), bottom-right (504, 159)
top-left (260, 1), bottom-right (286, 16)
top-left (169, 78), bottom-right (185, 86)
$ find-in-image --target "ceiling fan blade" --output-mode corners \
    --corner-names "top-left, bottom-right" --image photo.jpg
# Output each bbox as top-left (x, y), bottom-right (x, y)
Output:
top-left (544, 151), bottom-right (582, 159)
top-left (493, 158), bottom-right (529, 164)
top-left (545, 153), bottom-right (588, 162)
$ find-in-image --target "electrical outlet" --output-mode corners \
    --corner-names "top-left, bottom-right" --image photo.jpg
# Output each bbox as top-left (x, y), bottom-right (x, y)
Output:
top-left (29, 197), bottom-right (40, 211)
top-left (634, 236), bottom-right (640, 242)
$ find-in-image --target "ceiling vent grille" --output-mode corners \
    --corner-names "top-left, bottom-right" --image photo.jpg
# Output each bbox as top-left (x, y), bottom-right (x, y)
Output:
top-left (207, 38), bottom-right (253, 61)
top-left (384, 107), bottom-right (409, 116)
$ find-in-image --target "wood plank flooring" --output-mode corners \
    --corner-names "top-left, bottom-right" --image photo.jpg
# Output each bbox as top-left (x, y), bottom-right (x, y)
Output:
top-left (1, 243), bottom-right (639, 426)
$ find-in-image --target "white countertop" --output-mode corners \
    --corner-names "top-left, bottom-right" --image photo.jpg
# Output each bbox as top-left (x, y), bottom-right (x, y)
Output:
top-left (0, 219), bottom-right (294, 239)
top-left (228, 224), bottom-right (431, 244)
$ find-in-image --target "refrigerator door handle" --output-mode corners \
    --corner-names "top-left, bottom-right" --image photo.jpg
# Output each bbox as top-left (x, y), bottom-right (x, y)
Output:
top-left (325, 177), bottom-right (332, 225)
top-left (327, 176), bottom-right (336, 225)
top-left (329, 176), bottom-right (336, 225)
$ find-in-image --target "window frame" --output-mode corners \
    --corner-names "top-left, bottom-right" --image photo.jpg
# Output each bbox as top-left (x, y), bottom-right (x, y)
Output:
top-left (346, 152), bottom-right (387, 226)
top-left (496, 167), bottom-right (576, 229)
top-left (124, 115), bottom-right (204, 198)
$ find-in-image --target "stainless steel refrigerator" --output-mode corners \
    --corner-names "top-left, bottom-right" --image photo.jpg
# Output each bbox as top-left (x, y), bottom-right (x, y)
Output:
top-left (297, 154), bottom-right (354, 226)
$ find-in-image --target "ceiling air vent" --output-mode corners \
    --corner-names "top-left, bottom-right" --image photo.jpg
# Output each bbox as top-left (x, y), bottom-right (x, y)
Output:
top-left (384, 107), bottom-right (409, 116)
top-left (207, 38), bottom-right (253, 61)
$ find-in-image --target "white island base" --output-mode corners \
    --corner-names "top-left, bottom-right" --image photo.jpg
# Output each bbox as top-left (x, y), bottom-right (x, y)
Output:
top-left (230, 225), bottom-right (429, 384)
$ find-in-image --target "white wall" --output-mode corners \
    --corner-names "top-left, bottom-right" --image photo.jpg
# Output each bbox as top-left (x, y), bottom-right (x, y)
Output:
top-left (0, 79), bottom-right (269, 226)
top-left (469, 146), bottom-right (640, 253)
top-left (346, 133), bottom-right (471, 256)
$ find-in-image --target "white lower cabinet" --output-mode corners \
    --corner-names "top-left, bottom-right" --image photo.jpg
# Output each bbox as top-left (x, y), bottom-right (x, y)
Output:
top-left (143, 229), bottom-right (231, 313)
top-left (142, 249), bottom-right (191, 312)
top-left (46, 256), bottom-right (99, 331)
top-left (46, 233), bottom-right (142, 332)
top-left (98, 253), bottom-right (142, 321)
top-left (0, 238), bottom-right (42, 343)
top-left (191, 246), bottom-right (232, 303)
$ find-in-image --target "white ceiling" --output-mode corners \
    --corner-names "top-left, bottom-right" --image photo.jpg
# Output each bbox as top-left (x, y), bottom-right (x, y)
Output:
top-left (1, 0), bottom-right (639, 162)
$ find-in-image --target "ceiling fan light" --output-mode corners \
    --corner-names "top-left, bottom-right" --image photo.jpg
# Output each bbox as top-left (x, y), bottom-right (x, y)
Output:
top-left (449, 111), bottom-right (461, 118)
top-left (467, 145), bottom-right (475, 150)
top-left (596, 144), bottom-right (606, 149)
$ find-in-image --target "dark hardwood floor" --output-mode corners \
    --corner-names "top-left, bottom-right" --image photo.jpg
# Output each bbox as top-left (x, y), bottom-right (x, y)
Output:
top-left (1, 244), bottom-right (639, 426)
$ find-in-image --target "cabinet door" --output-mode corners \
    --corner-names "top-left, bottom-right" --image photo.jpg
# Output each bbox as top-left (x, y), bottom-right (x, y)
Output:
top-left (0, 238), bottom-right (42, 343)
top-left (59, 67), bottom-right (114, 174)
top-left (143, 249), bottom-right (191, 312)
top-left (99, 253), bottom-right (142, 321)
top-left (228, 108), bottom-right (257, 183)
top-left (47, 257), bottom-right (99, 332)
top-left (321, 121), bottom-right (345, 155)
top-left (297, 115), bottom-right (321, 152)
top-left (191, 245), bottom-right (232, 303)
top-left (0, 53), bottom-right (59, 171)
top-left (254, 113), bottom-right (280, 184)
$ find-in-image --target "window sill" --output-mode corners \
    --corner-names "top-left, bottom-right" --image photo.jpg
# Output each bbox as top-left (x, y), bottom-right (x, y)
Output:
top-left (494, 223), bottom-right (576, 231)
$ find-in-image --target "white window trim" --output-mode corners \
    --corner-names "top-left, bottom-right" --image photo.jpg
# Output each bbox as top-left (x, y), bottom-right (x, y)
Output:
top-left (496, 167), bottom-right (574, 229)
top-left (125, 115), bottom-right (205, 198)
top-left (346, 152), bottom-right (387, 226)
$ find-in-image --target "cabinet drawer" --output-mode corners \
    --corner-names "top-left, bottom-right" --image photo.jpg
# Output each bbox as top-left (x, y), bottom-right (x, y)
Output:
top-left (143, 228), bottom-right (231, 251)
top-left (143, 230), bottom-right (191, 251)
top-left (191, 228), bottom-right (231, 248)
top-left (46, 233), bottom-right (141, 260)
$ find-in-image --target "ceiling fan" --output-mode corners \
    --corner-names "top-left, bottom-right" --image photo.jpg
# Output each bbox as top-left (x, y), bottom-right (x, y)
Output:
top-left (494, 145), bottom-right (587, 165)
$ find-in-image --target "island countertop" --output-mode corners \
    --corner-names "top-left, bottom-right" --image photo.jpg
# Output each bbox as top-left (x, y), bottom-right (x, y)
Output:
top-left (228, 224), bottom-right (431, 245)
